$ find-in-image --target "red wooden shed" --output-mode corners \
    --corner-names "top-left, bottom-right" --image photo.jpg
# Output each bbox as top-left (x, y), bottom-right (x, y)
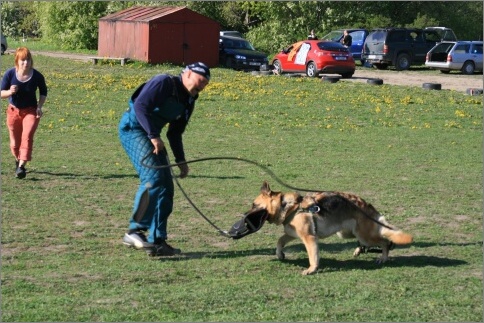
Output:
top-left (97, 6), bottom-right (220, 66)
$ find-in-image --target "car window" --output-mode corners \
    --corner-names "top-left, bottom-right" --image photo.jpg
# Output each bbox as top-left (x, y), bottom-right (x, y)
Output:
top-left (432, 42), bottom-right (455, 53)
top-left (350, 31), bottom-right (365, 42)
top-left (222, 40), bottom-right (234, 48)
top-left (368, 31), bottom-right (386, 41)
top-left (441, 30), bottom-right (457, 41)
top-left (227, 39), bottom-right (254, 50)
top-left (472, 44), bottom-right (483, 54)
top-left (387, 30), bottom-right (406, 42)
top-left (424, 31), bottom-right (441, 42)
top-left (408, 31), bottom-right (423, 42)
top-left (321, 30), bottom-right (343, 41)
top-left (454, 44), bottom-right (470, 54)
top-left (241, 40), bottom-right (255, 50)
top-left (317, 41), bottom-right (348, 51)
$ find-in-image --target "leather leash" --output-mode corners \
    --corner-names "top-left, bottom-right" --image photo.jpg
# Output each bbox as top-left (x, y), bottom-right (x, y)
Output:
top-left (141, 152), bottom-right (395, 232)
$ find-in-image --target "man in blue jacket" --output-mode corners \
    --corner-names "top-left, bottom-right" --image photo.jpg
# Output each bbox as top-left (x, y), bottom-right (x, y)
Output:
top-left (119, 62), bottom-right (210, 256)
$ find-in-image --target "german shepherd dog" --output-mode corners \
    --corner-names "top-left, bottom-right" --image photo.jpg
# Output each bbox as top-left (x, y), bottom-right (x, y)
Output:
top-left (245, 181), bottom-right (413, 275)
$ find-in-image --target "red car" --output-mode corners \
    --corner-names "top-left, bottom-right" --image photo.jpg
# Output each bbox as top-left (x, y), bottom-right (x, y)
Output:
top-left (272, 40), bottom-right (355, 78)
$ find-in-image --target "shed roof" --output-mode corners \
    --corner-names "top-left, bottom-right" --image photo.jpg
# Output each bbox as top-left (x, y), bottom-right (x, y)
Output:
top-left (100, 6), bottom-right (188, 22)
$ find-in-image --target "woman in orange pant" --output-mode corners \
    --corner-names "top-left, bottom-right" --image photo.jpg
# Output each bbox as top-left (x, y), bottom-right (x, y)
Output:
top-left (1, 47), bottom-right (47, 179)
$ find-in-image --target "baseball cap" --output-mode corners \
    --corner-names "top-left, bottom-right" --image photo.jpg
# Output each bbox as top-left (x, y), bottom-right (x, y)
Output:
top-left (184, 62), bottom-right (211, 81)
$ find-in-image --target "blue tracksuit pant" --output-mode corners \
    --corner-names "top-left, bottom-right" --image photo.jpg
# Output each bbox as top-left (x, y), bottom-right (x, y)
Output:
top-left (118, 103), bottom-right (174, 243)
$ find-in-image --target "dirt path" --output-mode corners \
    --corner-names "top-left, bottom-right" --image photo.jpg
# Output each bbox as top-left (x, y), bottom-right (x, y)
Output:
top-left (18, 50), bottom-right (484, 93)
top-left (344, 68), bottom-right (483, 93)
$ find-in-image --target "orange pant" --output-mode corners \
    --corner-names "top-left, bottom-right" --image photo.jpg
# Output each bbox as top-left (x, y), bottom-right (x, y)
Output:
top-left (6, 105), bottom-right (40, 162)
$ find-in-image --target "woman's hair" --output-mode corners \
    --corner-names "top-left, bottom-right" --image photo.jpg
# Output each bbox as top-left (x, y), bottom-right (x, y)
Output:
top-left (14, 47), bottom-right (33, 69)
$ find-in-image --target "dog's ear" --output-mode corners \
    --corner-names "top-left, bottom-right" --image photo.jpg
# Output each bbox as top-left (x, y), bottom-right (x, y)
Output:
top-left (261, 181), bottom-right (271, 195)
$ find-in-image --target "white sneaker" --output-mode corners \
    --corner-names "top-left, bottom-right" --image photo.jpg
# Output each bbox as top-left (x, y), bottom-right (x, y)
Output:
top-left (122, 231), bottom-right (153, 249)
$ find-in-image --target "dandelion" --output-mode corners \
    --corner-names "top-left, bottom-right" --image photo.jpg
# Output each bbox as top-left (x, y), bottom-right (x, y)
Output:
top-left (455, 109), bottom-right (468, 118)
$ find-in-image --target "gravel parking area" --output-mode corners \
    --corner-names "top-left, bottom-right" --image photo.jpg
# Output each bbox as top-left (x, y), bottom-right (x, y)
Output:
top-left (8, 49), bottom-right (482, 93)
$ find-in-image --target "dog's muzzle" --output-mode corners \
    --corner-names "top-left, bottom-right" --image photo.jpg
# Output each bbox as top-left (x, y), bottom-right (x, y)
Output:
top-left (228, 208), bottom-right (268, 239)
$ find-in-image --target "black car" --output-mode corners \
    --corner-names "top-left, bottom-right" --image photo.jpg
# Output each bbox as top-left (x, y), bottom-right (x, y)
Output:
top-left (362, 27), bottom-right (457, 70)
top-left (219, 35), bottom-right (269, 70)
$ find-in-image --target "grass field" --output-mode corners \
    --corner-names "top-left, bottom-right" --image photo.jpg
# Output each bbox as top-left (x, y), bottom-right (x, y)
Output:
top-left (1, 54), bottom-right (482, 322)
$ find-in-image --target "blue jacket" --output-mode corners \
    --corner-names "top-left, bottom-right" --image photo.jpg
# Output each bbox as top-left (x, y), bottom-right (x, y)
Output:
top-left (129, 74), bottom-right (197, 163)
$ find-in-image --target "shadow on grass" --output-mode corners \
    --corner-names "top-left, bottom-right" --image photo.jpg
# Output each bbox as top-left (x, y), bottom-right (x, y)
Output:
top-left (28, 171), bottom-right (244, 180)
top-left (278, 254), bottom-right (469, 273)
top-left (25, 171), bottom-right (138, 180)
top-left (156, 240), bottom-right (474, 272)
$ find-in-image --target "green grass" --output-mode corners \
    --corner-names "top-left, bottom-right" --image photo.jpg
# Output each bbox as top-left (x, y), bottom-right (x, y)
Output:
top-left (1, 54), bottom-right (482, 322)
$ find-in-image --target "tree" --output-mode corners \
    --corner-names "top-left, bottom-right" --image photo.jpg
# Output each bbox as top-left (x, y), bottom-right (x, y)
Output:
top-left (1, 1), bottom-right (39, 39)
top-left (37, 1), bottom-right (110, 50)
top-left (3, 1), bottom-right (482, 52)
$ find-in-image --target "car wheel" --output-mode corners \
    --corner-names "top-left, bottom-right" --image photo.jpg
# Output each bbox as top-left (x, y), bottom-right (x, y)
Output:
top-left (373, 63), bottom-right (388, 70)
top-left (461, 61), bottom-right (475, 75)
top-left (439, 70), bottom-right (450, 74)
top-left (395, 53), bottom-right (411, 71)
top-left (306, 62), bottom-right (318, 77)
top-left (272, 59), bottom-right (282, 75)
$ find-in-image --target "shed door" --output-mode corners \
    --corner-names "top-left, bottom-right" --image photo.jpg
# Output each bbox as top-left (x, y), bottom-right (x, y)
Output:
top-left (149, 22), bottom-right (185, 65)
top-left (149, 22), bottom-right (218, 66)
top-left (183, 23), bottom-right (219, 67)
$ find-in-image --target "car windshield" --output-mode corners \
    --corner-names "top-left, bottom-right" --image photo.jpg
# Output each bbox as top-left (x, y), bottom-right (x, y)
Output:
top-left (317, 41), bottom-right (348, 51)
top-left (222, 39), bottom-right (255, 50)
top-left (321, 30), bottom-right (343, 41)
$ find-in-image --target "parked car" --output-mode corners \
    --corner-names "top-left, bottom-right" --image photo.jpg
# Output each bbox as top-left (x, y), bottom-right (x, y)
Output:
top-left (425, 41), bottom-right (483, 74)
top-left (362, 27), bottom-right (457, 70)
top-left (220, 30), bottom-right (244, 38)
top-left (1, 34), bottom-right (7, 55)
top-left (272, 40), bottom-right (355, 78)
top-left (320, 28), bottom-right (369, 63)
top-left (219, 35), bottom-right (269, 70)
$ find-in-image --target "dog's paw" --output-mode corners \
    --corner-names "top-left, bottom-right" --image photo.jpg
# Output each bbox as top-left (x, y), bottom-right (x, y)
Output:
top-left (276, 250), bottom-right (285, 260)
top-left (375, 257), bottom-right (388, 264)
top-left (353, 246), bottom-right (363, 257)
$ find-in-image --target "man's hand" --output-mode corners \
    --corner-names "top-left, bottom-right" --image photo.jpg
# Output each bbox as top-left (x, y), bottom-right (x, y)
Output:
top-left (150, 137), bottom-right (165, 155)
top-left (178, 163), bottom-right (189, 178)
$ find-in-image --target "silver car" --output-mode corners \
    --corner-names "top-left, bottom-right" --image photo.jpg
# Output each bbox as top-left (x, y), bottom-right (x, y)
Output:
top-left (425, 41), bottom-right (483, 74)
top-left (1, 34), bottom-right (7, 55)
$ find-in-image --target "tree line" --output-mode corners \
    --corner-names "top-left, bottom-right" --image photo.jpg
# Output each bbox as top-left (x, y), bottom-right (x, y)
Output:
top-left (1, 1), bottom-right (482, 55)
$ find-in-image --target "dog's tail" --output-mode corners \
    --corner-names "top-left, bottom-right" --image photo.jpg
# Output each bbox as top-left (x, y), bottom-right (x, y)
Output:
top-left (381, 228), bottom-right (413, 245)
